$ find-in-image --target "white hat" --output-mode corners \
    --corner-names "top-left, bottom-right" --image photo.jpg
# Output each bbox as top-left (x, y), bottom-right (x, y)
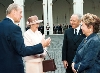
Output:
top-left (26, 15), bottom-right (43, 26)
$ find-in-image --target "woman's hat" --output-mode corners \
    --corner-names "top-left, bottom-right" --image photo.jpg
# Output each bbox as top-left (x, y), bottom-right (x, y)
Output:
top-left (26, 15), bottom-right (43, 26)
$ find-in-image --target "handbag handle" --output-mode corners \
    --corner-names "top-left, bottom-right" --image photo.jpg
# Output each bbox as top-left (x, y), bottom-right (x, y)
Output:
top-left (44, 49), bottom-right (52, 59)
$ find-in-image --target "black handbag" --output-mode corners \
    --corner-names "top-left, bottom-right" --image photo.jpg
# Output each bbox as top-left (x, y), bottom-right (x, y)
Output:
top-left (42, 50), bottom-right (57, 72)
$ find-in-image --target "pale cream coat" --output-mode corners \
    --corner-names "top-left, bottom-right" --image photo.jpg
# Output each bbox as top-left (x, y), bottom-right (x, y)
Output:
top-left (23, 29), bottom-right (46, 73)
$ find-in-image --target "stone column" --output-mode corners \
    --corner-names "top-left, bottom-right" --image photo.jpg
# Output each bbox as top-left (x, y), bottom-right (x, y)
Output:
top-left (73, 0), bottom-right (83, 15)
top-left (13, 0), bottom-right (25, 35)
top-left (48, 0), bottom-right (53, 35)
top-left (43, 0), bottom-right (48, 35)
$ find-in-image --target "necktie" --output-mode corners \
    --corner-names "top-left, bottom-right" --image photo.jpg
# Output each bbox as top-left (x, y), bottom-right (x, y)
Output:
top-left (75, 29), bottom-right (77, 36)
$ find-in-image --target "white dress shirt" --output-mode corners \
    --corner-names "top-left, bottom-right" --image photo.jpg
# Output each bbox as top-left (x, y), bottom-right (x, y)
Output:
top-left (74, 25), bottom-right (81, 35)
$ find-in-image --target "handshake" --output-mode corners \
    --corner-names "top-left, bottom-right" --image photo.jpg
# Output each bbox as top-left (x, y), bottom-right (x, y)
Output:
top-left (41, 35), bottom-right (51, 48)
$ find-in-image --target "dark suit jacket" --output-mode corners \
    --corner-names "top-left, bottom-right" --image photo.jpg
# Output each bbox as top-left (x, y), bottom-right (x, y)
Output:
top-left (62, 27), bottom-right (85, 67)
top-left (0, 18), bottom-right (44, 73)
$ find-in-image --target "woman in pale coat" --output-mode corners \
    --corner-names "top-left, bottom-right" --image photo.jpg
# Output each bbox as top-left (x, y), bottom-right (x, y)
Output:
top-left (24, 15), bottom-right (47, 73)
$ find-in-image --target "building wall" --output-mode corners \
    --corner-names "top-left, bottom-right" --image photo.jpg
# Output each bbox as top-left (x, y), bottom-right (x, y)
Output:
top-left (83, 0), bottom-right (100, 17)
top-left (0, 0), bottom-right (100, 26)
top-left (0, 0), bottom-right (12, 21)
top-left (25, 1), bottom-right (43, 26)
top-left (52, 0), bottom-right (73, 25)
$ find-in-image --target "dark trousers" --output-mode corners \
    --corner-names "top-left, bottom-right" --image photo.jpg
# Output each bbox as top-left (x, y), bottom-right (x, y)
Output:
top-left (47, 31), bottom-right (49, 35)
top-left (66, 67), bottom-right (74, 73)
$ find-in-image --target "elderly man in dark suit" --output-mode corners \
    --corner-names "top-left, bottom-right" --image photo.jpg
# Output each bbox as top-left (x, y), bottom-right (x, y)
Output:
top-left (0, 3), bottom-right (51, 73)
top-left (62, 14), bottom-right (86, 73)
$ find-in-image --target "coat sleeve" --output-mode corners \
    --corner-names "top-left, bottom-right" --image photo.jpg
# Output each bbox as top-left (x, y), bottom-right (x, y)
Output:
top-left (72, 39), bottom-right (85, 63)
top-left (10, 26), bottom-right (43, 57)
top-left (24, 32), bottom-right (47, 57)
top-left (74, 39), bottom-right (100, 72)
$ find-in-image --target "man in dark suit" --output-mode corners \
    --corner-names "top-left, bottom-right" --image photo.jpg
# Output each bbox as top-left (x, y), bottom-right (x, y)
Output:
top-left (62, 14), bottom-right (86, 73)
top-left (0, 3), bottom-right (51, 73)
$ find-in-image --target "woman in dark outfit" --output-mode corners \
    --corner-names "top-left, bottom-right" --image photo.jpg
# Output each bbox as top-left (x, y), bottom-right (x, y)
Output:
top-left (72, 13), bottom-right (100, 73)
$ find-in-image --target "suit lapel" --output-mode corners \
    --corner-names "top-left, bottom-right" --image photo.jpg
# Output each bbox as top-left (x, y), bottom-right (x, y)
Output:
top-left (69, 28), bottom-right (75, 41)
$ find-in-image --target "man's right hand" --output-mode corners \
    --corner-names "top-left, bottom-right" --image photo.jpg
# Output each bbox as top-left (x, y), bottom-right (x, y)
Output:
top-left (63, 60), bottom-right (68, 69)
top-left (41, 35), bottom-right (51, 48)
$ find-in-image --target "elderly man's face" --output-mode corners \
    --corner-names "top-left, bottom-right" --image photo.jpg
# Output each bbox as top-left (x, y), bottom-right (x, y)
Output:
top-left (70, 15), bottom-right (81, 29)
top-left (13, 7), bottom-right (22, 23)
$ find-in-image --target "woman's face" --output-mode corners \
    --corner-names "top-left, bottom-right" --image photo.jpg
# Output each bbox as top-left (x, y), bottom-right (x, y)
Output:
top-left (81, 22), bottom-right (93, 36)
top-left (31, 23), bottom-right (39, 32)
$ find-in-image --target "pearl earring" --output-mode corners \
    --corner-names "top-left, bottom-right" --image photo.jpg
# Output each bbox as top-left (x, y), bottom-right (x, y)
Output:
top-left (90, 29), bottom-right (91, 32)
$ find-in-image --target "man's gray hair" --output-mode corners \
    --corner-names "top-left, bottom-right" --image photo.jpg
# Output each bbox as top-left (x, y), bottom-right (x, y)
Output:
top-left (6, 3), bottom-right (20, 15)
top-left (72, 13), bottom-right (82, 21)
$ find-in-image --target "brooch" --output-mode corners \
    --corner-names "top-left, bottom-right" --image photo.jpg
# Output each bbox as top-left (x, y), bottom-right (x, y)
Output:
top-left (84, 38), bottom-right (87, 43)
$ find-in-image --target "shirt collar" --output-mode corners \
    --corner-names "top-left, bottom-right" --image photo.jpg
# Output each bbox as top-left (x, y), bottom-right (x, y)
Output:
top-left (75, 24), bottom-right (81, 31)
top-left (6, 16), bottom-right (14, 23)
top-left (74, 24), bottom-right (81, 35)
top-left (86, 33), bottom-right (96, 40)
